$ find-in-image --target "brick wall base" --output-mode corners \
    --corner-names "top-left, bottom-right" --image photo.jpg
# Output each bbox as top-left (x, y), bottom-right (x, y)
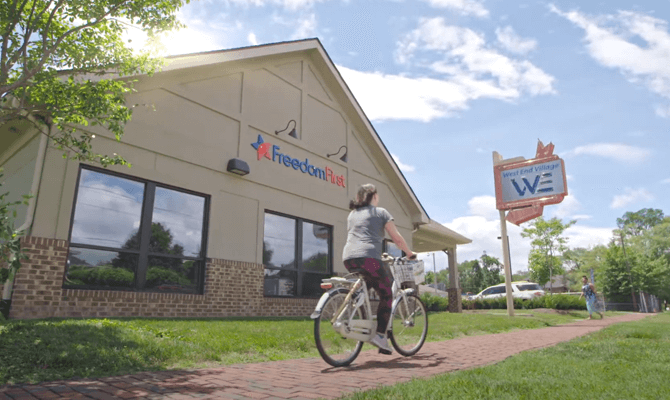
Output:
top-left (8, 236), bottom-right (318, 319)
top-left (447, 288), bottom-right (462, 313)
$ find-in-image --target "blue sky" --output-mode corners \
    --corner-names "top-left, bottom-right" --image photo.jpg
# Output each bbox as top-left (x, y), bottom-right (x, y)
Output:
top-left (128, 0), bottom-right (670, 272)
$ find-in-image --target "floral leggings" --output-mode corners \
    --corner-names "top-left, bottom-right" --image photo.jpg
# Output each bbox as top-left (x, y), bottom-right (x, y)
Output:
top-left (343, 257), bottom-right (393, 334)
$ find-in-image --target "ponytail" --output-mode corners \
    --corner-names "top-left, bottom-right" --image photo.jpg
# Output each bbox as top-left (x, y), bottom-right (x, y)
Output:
top-left (349, 184), bottom-right (377, 210)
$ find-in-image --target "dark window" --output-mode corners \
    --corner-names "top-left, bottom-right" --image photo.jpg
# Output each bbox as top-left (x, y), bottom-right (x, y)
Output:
top-left (517, 283), bottom-right (542, 291)
top-left (263, 211), bottom-right (332, 298)
top-left (64, 166), bottom-right (209, 294)
top-left (485, 286), bottom-right (505, 295)
top-left (383, 239), bottom-right (403, 258)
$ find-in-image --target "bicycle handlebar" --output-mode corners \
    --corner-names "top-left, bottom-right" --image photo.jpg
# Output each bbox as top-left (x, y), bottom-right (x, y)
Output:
top-left (381, 253), bottom-right (418, 262)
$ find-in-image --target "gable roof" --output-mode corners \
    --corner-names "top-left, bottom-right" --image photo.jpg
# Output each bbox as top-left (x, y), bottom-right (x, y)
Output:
top-left (162, 39), bottom-right (429, 220)
top-left (161, 38), bottom-right (471, 248)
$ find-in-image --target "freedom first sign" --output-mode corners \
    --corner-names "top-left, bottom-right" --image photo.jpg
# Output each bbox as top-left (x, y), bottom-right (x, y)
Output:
top-left (494, 155), bottom-right (567, 211)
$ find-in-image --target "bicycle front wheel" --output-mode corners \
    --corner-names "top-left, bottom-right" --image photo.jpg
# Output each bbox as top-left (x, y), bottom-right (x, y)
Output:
top-left (314, 290), bottom-right (365, 367)
top-left (389, 293), bottom-right (428, 356)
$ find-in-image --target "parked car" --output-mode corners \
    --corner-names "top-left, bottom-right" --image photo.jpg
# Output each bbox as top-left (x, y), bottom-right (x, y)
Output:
top-left (474, 281), bottom-right (545, 301)
top-left (461, 291), bottom-right (475, 300)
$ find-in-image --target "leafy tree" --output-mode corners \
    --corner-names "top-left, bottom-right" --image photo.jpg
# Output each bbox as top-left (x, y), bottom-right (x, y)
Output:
top-left (262, 240), bottom-right (274, 266)
top-left (608, 209), bottom-right (666, 306)
top-left (616, 208), bottom-right (665, 237)
top-left (562, 246), bottom-right (607, 291)
top-left (1, 0), bottom-right (188, 313)
top-left (458, 259), bottom-right (482, 293)
top-left (480, 254), bottom-right (503, 287)
top-left (112, 222), bottom-right (184, 271)
top-left (512, 270), bottom-right (531, 281)
top-left (457, 255), bottom-right (503, 294)
top-left (425, 269), bottom-right (448, 286)
top-left (0, 170), bottom-right (30, 317)
top-left (1, 0), bottom-right (189, 167)
top-left (629, 217), bottom-right (670, 301)
top-left (601, 242), bottom-right (638, 302)
top-left (521, 217), bottom-right (576, 291)
top-left (302, 252), bottom-right (328, 272)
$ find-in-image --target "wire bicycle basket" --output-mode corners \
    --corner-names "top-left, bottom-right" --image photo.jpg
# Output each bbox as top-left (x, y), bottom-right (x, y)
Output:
top-left (390, 259), bottom-right (426, 286)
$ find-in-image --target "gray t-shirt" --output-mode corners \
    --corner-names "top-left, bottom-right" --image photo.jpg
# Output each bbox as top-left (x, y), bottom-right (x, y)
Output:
top-left (342, 205), bottom-right (394, 261)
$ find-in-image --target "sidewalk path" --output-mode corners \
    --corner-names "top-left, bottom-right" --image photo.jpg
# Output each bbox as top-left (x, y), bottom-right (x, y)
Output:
top-left (0, 313), bottom-right (650, 400)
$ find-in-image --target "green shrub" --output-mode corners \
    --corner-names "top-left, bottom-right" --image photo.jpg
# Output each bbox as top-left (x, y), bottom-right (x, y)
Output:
top-left (462, 295), bottom-right (586, 311)
top-left (146, 266), bottom-right (191, 287)
top-left (67, 265), bottom-right (134, 287)
top-left (0, 268), bottom-right (8, 284)
top-left (420, 293), bottom-right (448, 311)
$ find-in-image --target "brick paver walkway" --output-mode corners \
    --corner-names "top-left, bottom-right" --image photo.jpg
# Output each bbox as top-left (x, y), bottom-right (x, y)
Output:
top-left (0, 313), bottom-right (650, 400)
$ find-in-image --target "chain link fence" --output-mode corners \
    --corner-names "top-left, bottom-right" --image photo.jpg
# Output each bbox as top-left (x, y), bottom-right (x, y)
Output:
top-left (603, 292), bottom-right (663, 313)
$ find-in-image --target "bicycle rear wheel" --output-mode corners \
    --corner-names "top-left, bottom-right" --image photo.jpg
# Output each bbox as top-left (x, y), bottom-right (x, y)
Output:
top-left (314, 290), bottom-right (365, 367)
top-left (389, 293), bottom-right (427, 356)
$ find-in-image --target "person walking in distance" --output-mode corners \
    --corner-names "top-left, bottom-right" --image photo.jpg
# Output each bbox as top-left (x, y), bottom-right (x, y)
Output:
top-left (342, 184), bottom-right (416, 354)
top-left (579, 275), bottom-right (604, 320)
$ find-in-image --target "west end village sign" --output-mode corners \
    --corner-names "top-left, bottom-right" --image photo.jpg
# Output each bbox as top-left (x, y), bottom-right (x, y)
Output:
top-left (252, 134), bottom-right (346, 188)
top-left (494, 140), bottom-right (567, 225)
top-left (492, 140), bottom-right (568, 317)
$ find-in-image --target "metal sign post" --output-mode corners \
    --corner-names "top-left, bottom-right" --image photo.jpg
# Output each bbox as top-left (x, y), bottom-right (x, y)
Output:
top-left (492, 140), bottom-right (569, 318)
top-left (499, 210), bottom-right (515, 316)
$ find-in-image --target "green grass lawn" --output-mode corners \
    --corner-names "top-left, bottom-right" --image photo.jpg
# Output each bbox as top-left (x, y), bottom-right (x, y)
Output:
top-left (338, 312), bottom-right (670, 400)
top-left (0, 310), bottom-right (611, 385)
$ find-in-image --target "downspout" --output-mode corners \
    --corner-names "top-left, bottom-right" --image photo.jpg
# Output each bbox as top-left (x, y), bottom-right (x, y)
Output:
top-left (1, 129), bottom-right (49, 316)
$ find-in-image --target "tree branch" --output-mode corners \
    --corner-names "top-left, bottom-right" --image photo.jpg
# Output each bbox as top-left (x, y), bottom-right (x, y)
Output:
top-left (0, 0), bottom-right (27, 85)
top-left (33, 0), bottom-right (131, 80)
top-left (4, 0), bottom-right (41, 76)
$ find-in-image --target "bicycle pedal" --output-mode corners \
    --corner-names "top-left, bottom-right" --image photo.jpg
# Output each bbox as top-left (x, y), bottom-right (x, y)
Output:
top-left (378, 348), bottom-right (392, 355)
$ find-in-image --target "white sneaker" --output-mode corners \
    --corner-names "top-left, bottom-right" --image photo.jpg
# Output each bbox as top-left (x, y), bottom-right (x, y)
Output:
top-left (370, 333), bottom-right (392, 354)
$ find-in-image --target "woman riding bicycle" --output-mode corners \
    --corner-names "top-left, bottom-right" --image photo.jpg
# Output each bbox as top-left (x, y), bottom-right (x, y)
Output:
top-left (342, 183), bottom-right (416, 353)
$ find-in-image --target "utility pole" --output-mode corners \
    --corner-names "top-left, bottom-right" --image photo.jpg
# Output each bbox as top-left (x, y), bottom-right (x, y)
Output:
top-left (619, 231), bottom-right (638, 311)
top-left (433, 252), bottom-right (437, 294)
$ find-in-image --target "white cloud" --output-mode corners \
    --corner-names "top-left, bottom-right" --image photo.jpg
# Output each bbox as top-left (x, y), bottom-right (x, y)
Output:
top-left (563, 225), bottom-right (613, 249)
top-left (391, 154), bottom-right (416, 172)
top-left (291, 13), bottom-right (317, 39)
top-left (425, 0), bottom-right (489, 18)
top-left (467, 195), bottom-right (499, 220)
top-left (226, 0), bottom-right (324, 11)
top-left (610, 187), bottom-right (654, 209)
top-left (549, 194), bottom-right (581, 219)
top-left (495, 26), bottom-right (537, 54)
top-left (662, 178), bottom-right (670, 184)
top-left (342, 19), bottom-right (554, 122)
top-left (550, 6), bottom-right (670, 112)
top-left (571, 215), bottom-right (593, 220)
top-left (655, 104), bottom-right (670, 118)
top-left (441, 195), bottom-right (616, 271)
top-left (248, 32), bottom-right (259, 45)
top-left (339, 66), bottom-right (475, 122)
top-left (565, 143), bottom-right (651, 163)
top-left (444, 215), bottom-right (530, 272)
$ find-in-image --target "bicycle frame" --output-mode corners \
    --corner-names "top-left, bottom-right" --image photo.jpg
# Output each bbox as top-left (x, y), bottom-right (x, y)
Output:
top-left (310, 258), bottom-right (417, 343)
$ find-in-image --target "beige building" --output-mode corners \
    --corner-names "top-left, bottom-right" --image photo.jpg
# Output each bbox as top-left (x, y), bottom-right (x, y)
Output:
top-left (0, 39), bottom-right (470, 319)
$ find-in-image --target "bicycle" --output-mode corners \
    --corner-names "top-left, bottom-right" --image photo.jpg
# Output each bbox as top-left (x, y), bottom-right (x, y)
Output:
top-left (311, 254), bottom-right (428, 367)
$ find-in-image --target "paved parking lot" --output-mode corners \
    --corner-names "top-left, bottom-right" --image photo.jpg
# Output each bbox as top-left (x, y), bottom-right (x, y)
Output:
top-left (0, 313), bottom-right (649, 400)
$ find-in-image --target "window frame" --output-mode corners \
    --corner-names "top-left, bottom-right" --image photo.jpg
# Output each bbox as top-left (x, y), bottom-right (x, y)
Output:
top-left (263, 210), bottom-right (333, 298)
top-left (64, 165), bottom-right (210, 294)
top-left (383, 239), bottom-right (404, 258)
